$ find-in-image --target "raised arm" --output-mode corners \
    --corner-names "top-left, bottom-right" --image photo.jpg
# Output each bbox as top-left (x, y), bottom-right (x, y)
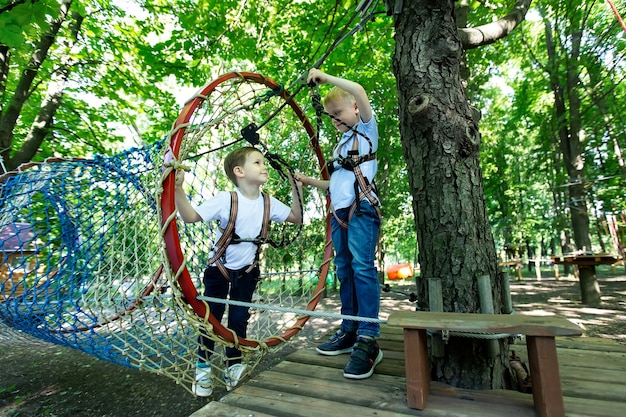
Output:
top-left (174, 170), bottom-right (202, 223)
top-left (307, 68), bottom-right (372, 123)
top-left (285, 173), bottom-right (304, 224)
top-left (295, 172), bottom-right (329, 192)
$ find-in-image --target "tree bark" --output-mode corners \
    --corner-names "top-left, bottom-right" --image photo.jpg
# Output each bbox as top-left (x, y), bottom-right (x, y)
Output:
top-left (392, 0), bottom-right (507, 389)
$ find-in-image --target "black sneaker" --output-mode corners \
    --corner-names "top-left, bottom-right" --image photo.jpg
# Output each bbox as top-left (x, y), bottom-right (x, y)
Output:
top-left (316, 329), bottom-right (357, 356)
top-left (343, 337), bottom-right (383, 379)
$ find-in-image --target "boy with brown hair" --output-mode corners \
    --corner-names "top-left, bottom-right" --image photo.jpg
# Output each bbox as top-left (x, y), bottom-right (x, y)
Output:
top-left (176, 146), bottom-right (302, 395)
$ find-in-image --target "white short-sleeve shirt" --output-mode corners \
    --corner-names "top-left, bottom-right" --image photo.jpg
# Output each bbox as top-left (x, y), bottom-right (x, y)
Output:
top-left (195, 189), bottom-right (291, 270)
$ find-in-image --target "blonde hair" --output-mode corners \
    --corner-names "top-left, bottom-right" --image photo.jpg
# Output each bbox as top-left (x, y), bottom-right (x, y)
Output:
top-left (223, 146), bottom-right (261, 185)
top-left (322, 86), bottom-right (355, 108)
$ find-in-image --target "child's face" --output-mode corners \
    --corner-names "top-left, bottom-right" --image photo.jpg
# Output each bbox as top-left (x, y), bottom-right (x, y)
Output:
top-left (238, 150), bottom-right (269, 185)
top-left (324, 97), bottom-right (359, 133)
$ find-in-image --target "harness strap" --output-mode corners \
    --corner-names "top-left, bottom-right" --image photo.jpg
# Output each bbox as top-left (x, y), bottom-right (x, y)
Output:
top-left (207, 191), bottom-right (271, 282)
top-left (207, 191), bottom-right (239, 268)
top-left (330, 135), bottom-right (381, 230)
top-left (353, 163), bottom-right (379, 209)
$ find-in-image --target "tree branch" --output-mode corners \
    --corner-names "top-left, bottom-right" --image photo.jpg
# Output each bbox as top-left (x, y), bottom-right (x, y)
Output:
top-left (458, 0), bottom-right (533, 50)
top-left (0, 0), bottom-right (30, 15)
top-left (10, 8), bottom-right (84, 170)
top-left (0, 0), bottom-right (72, 153)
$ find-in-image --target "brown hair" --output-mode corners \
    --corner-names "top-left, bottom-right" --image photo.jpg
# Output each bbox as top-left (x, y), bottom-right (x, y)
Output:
top-left (223, 146), bottom-right (261, 185)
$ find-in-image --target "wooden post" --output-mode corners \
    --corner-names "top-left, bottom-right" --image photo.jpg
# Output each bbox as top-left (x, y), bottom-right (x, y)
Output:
top-left (477, 275), bottom-right (499, 357)
top-left (403, 328), bottom-right (430, 409)
top-left (526, 336), bottom-right (566, 417)
top-left (427, 277), bottom-right (445, 357)
top-left (500, 271), bottom-right (513, 315)
top-left (535, 259), bottom-right (541, 281)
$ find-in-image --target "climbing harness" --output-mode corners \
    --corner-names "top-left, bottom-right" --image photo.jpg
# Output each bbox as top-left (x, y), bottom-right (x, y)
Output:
top-left (206, 190), bottom-right (271, 282)
top-left (310, 84), bottom-right (382, 230)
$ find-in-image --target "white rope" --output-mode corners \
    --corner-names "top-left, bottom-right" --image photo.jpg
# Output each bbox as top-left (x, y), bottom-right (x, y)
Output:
top-left (196, 295), bottom-right (520, 339)
top-left (197, 295), bottom-right (387, 324)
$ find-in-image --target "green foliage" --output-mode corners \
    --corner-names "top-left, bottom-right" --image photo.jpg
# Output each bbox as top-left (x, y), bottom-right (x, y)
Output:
top-left (476, 0), bottom-right (626, 257)
top-left (3, 0), bottom-right (626, 264)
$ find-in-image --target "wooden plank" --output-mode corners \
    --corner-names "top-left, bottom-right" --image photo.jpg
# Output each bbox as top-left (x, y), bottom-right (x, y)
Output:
top-left (223, 384), bottom-right (412, 417)
top-left (270, 360), bottom-right (533, 409)
top-left (271, 360), bottom-right (402, 385)
top-left (387, 311), bottom-right (582, 337)
top-left (285, 347), bottom-right (407, 377)
top-left (558, 365), bottom-right (626, 385)
top-left (551, 254), bottom-right (619, 266)
top-left (513, 344), bottom-right (626, 371)
top-left (563, 395), bottom-right (626, 417)
top-left (225, 379), bottom-right (537, 417)
top-left (378, 338), bottom-right (405, 352)
top-left (403, 328), bottom-right (429, 409)
top-left (250, 368), bottom-right (407, 406)
top-left (555, 336), bottom-right (626, 353)
top-left (193, 320), bottom-right (626, 417)
top-left (189, 401), bottom-right (277, 417)
top-left (562, 378), bottom-right (626, 402)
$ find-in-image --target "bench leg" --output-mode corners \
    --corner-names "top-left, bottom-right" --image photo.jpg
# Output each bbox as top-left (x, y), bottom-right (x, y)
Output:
top-left (526, 336), bottom-right (565, 417)
top-left (403, 328), bottom-right (430, 409)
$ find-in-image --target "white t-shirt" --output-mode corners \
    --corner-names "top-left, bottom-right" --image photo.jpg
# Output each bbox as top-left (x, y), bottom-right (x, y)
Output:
top-left (195, 189), bottom-right (291, 270)
top-left (328, 115), bottom-right (379, 210)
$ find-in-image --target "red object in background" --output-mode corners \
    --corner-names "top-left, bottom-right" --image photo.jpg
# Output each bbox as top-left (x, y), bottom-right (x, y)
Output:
top-left (386, 263), bottom-right (414, 280)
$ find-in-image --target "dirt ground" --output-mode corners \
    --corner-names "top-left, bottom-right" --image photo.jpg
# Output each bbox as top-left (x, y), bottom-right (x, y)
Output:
top-left (1, 267), bottom-right (625, 417)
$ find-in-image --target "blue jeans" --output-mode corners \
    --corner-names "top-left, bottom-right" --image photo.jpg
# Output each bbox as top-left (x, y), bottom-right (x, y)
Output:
top-left (331, 200), bottom-right (381, 338)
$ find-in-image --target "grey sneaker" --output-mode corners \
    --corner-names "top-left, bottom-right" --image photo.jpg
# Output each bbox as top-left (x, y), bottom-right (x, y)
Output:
top-left (343, 337), bottom-right (383, 379)
top-left (315, 329), bottom-right (357, 356)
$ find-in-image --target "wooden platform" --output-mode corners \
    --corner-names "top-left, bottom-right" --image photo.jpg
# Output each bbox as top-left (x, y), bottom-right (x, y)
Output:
top-left (190, 325), bottom-right (626, 417)
top-left (551, 254), bottom-right (621, 266)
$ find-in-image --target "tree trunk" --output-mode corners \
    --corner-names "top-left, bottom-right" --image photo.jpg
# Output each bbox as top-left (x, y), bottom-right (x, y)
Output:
top-left (392, 0), bottom-right (507, 389)
top-left (543, 14), bottom-right (601, 305)
top-left (10, 11), bottom-right (83, 169)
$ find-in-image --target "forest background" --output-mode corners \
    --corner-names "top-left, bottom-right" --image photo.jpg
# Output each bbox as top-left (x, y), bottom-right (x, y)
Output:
top-left (1, 0), bottom-right (626, 397)
top-left (2, 0), bottom-right (625, 270)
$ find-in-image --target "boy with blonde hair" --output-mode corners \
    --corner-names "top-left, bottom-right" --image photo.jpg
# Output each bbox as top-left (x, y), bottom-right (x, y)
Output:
top-left (296, 68), bottom-right (382, 380)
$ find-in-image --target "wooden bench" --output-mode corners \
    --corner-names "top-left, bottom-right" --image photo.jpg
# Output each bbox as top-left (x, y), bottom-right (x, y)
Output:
top-left (387, 311), bottom-right (583, 417)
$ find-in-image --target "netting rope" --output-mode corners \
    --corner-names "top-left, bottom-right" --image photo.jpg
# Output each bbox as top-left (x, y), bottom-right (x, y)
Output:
top-left (0, 72), bottom-right (334, 394)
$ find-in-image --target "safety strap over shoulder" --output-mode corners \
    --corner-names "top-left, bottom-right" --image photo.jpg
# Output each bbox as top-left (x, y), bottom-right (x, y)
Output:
top-left (208, 191), bottom-right (271, 281)
top-left (206, 191), bottom-right (239, 267)
top-left (330, 135), bottom-right (381, 230)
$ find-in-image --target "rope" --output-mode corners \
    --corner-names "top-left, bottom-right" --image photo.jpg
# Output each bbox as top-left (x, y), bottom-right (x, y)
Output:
top-left (196, 295), bottom-right (519, 340)
top-left (288, 1), bottom-right (382, 92)
top-left (197, 295), bottom-right (386, 324)
top-left (1, 3), bottom-right (385, 393)
top-left (429, 329), bottom-right (518, 341)
top-left (157, 71), bottom-right (333, 392)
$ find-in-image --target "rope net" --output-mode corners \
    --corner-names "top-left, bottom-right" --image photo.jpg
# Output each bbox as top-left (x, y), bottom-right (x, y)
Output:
top-left (0, 72), bottom-right (332, 394)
